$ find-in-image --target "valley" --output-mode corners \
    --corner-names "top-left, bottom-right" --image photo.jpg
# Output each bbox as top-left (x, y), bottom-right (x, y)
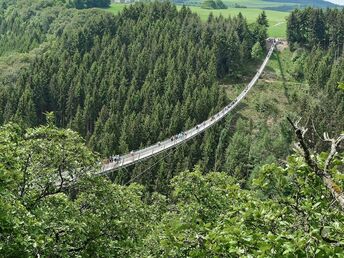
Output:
top-left (0, 1), bottom-right (343, 256)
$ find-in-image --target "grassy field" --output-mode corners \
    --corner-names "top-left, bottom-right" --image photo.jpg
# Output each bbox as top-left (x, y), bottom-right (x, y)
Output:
top-left (105, 3), bottom-right (127, 14)
top-left (222, 0), bottom-right (295, 8)
top-left (222, 48), bottom-right (308, 130)
top-left (105, 4), bottom-right (287, 38)
top-left (184, 6), bottom-right (287, 38)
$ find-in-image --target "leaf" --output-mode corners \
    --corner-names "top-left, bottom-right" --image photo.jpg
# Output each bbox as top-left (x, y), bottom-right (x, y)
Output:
top-left (338, 82), bottom-right (344, 91)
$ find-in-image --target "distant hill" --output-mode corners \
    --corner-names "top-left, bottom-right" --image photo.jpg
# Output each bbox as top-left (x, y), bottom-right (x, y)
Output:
top-left (263, 0), bottom-right (339, 11)
top-left (173, 0), bottom-right (341, 10)
top-left (264, 0), bottom-right (339, 7)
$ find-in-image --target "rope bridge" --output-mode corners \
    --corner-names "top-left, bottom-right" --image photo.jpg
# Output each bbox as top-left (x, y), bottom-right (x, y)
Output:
top-left (98, 41), bottom-right (276, 176)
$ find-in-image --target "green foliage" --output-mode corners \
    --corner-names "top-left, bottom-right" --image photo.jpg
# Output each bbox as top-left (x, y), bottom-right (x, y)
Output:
top-left (286, 8), bottom-right (344, 148)
top-left (289, 46), bottom-right (344, 148)
top-left (1, 2), bottom-right (344, 257)
top-left (224, 119), bottom-right (252, 183)
top-left (287, 7), bottom-right (344, 50)
top-left (252, 11), bottom-right (269, 49)
top-left (251, 41), bottom-right (264, 60)
top-left (67, 0), bottom-right (111, 9)
top-left (142, 164), bottom-right (344, 257)
top-left (257, 10), bottom-right (269, 27)
top-left (201, 0), bottom-right (227, 9)
top-left (0, 121), bottom-right (159, 256)
top-left (106, 4), bottom-right (289, 38)
top-left (338, 82), bottom-right (344, 91)
top-left (0, 0), bottom-right (77, 55)
top-left (0, 1), bottom-right (262, 189)
top-left (1, 121), bottom-right (343, 256)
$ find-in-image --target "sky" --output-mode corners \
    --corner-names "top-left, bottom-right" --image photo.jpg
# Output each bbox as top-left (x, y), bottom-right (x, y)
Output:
top-left (325, 0), bottom-right (344, 5)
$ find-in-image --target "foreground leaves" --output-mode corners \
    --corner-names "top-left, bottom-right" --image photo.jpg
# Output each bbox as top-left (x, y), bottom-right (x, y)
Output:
top-left (1, 122), bottom-right (343, 257)
top-left (0, 122), bottom-right (157, 256)
top-left (143, 164), bottom-right (344, 257)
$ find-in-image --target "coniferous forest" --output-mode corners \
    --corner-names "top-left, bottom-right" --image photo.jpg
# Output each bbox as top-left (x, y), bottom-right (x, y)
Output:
top-left (1, 0), bottom-right (344, 256)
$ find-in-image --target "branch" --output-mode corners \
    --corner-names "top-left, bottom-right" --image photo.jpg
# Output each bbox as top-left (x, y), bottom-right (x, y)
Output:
top-left (58, 164), bottom-right (65, 191)
top-left (30, 183), bottom-right (63, 209)
top-left (287, 117), bottom-right (344, 211)
top-left (320, 226), bottom-right (344, 246)
top-left (287, 117), bottom-right (317, 172)
top-left (20, 153), bottom-right (32, 197)
top-left (68, 232), bottom-right (107, 253)
top-left (323, 132), bottom-right (344, 174)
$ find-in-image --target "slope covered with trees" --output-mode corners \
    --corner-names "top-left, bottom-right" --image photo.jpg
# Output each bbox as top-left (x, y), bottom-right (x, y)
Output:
top-left (1, 1), bottom-right (344, 256)
top-left (0, 0), bottom-right (274, 191)
top-left (287, 7), bottom-right (344, 151)
top-left (287, 7), bottom-right (344, 50)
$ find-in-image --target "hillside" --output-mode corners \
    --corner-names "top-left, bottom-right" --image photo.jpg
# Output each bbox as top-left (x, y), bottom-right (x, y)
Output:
top-left (106, 0), bottom-right (340, 37)
top-left (0, 1), bottom-right (268, 189)
top-left (1, 1), bottom-right (343, 256)
top-left (106, 4), bottom-right (288, 38)
top-left (176, 0), bottom-right (340, 9)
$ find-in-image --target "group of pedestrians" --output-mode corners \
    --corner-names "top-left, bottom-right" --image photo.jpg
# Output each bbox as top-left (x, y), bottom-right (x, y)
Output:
top-left (209, 98), bottom-right (237, 123)
top-left (170, 132), bottom-right (187, 141)
top-left (109, 155), bottom-right (121, 163)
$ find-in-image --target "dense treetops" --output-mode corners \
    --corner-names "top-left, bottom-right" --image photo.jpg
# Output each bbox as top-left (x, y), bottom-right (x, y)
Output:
top-left (0, 1), bottom-right (273, 189)
top-left (1, 120), bottom-right (343, 256)
top-left (286, 8), bottom-right (344, 150)
top-left (0, 1), bottom-right (344, 256)
top-left (0, 0), bottom-right (108, 56)
top-left (67, 0), bottom-right (111, 9)
top-left (287, 7), bottom-right (344, 51)
top-left (201, 0), bottom-right (227, 9)
top-left (0, 1), bottom-right (258, 135)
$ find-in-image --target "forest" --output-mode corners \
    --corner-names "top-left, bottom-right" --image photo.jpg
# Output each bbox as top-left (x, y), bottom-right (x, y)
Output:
top-left (0, 0), bottom-right (273, 191)
top-left (0, 0), bottom-right (344, 256)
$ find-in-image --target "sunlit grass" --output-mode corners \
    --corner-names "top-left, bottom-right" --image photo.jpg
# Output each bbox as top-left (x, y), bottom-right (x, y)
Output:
top-left (104, 3), bottom-right (287, 38)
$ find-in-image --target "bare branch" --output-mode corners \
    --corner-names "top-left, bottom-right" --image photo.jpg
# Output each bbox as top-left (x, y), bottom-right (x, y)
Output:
top-left (311, 119), bottom-right (323, 141)
top-left (287, 117), bottom-right (317, 172)
top-left (323, 133), bottom-right (344, 174)
top-left (287, 117), bottom-right (344, 211)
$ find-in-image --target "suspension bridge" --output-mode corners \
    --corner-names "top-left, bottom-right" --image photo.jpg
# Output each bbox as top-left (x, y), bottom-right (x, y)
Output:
top-left (97, 41), bottom-right (277, 176)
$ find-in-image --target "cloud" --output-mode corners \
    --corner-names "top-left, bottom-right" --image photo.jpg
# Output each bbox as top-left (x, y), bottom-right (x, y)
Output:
top-left (325, 0), bottom-right (344, 5)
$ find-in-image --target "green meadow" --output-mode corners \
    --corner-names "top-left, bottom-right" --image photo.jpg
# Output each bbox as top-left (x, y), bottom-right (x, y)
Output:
top-left (223, 0), bottom-right (295, 8)
top-left (106, 3), bottom-right (127, 14)
top-left (183, 6), bottom-right (287, 38)
top-left (104, 3), bottom-right (287, 38)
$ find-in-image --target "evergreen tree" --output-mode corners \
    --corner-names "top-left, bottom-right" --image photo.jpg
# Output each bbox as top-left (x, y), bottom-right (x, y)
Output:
top-left (14, 86), bottom-right (37, 127)
top-left (251, 41), bottom-right (264, 60)
top-left (257, 11), bottom-right (269, 28)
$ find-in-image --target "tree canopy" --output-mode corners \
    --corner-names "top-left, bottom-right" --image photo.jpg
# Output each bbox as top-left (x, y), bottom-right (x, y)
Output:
top-left (0, 1), bottom-right (265, 190)
top-left (1, 122), bottom-right (343, 256)
top-left (201, 0), bottom-right (227, 9)
top-left (287, 7), bottom-right (344, 50)
top-left (1, 2), bottom-right (344, 256)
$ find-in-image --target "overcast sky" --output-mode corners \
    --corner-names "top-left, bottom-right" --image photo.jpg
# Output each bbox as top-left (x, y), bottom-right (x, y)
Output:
top-left (325, 0), bottom-right (344, 5)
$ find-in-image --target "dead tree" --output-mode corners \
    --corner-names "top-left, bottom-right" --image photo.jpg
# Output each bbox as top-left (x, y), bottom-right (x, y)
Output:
top-left (287, 117), bottom-right (344, 210)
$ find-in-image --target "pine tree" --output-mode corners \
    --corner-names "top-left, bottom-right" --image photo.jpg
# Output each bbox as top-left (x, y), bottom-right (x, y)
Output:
top-left (287, 11), bottom-right (300, 51)
top-left (251, 41), bottom-right (264, 60)
top-left (14, 86), bottom-right (37, 127)
top-left (257, 11), bottom-right (269, 28)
